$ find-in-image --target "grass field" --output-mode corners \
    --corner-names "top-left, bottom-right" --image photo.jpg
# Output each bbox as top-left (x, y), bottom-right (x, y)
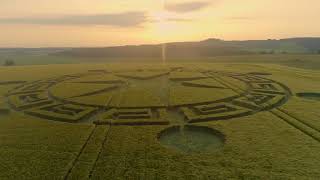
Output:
top-left (2, 54), bottom-right (320, 70)
top-left (0, 62), bottom-right (320, 179)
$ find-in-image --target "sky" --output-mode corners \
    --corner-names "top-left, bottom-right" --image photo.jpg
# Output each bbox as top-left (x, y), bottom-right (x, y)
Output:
top-left (0, 0), bottom-right (319, 47)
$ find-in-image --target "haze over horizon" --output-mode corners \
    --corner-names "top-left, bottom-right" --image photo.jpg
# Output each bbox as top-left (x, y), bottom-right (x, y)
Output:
top-left (1, 0), bottom-right (319, 47)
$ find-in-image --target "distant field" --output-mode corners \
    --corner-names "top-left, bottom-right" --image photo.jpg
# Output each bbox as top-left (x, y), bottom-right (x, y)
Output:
top-left (1, 53), bottom-right (320, 71)
top-left (0, 62), bottom-right (319, 179)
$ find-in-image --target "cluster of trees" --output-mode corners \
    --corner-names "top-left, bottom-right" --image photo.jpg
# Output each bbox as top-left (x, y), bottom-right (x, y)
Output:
top-left (3, 59), bottom-right (15, 66)
top-left (260, 50), bottom-right (320, 54)
top-left (259, 50), bottom-right (275, 54)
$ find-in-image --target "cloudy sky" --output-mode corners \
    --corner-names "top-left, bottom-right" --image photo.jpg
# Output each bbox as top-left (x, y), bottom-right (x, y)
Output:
top-left (0, 0), bottom-right (319, 47)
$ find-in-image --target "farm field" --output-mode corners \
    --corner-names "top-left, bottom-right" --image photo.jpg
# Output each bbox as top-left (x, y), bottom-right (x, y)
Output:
top-left (1, 54), bottom-right (320, 71)
top-left (0, 62), bottom-right (320, 179)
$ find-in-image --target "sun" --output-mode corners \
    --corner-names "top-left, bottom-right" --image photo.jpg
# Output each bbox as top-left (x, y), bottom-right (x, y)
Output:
top-left (150, 11), bottom-right (173, 41)
top-left (152, 11), bottom-right (170, 27)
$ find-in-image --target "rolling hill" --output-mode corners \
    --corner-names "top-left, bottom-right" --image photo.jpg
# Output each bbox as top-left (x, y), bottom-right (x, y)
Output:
top-left (52, 37), bottom-right (320, 58)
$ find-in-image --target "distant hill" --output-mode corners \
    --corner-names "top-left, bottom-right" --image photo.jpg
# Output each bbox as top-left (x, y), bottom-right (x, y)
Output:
top-left (51, 37), bottom-right (320, 58)
top-left (2, 38), bottom-right (320, 58)
top-left (0, 48), bottom-right (70, 56)
top-left (52, 39), bottom-right (251, 58)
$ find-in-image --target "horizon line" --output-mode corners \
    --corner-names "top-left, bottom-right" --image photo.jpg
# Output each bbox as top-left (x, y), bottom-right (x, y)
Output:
top-left (0, 36), bottom-right (319, 49)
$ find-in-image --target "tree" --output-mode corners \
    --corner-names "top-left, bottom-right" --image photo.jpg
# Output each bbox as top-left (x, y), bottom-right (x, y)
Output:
top-left (317, 50), bottom-right (320, 54)
top-left (259, 51), bottom-right (267, 54)
top-left (3, 59), bottom-right (15, 66)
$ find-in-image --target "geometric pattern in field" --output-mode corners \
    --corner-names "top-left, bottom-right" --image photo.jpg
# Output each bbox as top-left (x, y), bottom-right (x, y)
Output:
top-left (5, 68), bottom-right (291, 125)
top-left (94, 108), bottom-right (169, 125)
top-left (181, 102), bottom-right (253, 123)
top-left (8, 91), bottom-right (53, 110)
top-left (24, 103), bottom-right (97, 123)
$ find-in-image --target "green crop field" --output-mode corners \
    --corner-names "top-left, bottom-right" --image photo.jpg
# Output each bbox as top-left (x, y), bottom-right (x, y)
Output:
top-left (0, 62), bottom-right (320, 179)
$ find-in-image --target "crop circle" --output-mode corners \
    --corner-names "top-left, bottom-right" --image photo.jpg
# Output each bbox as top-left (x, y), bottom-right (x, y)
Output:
top-left (6, 68), bottom-right (291, 125)
top-left (158, 125), bottom-right (225, 153)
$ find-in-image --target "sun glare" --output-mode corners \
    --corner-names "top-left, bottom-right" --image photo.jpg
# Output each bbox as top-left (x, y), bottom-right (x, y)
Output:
top-left (151, 12), bottom-right (171, 40)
